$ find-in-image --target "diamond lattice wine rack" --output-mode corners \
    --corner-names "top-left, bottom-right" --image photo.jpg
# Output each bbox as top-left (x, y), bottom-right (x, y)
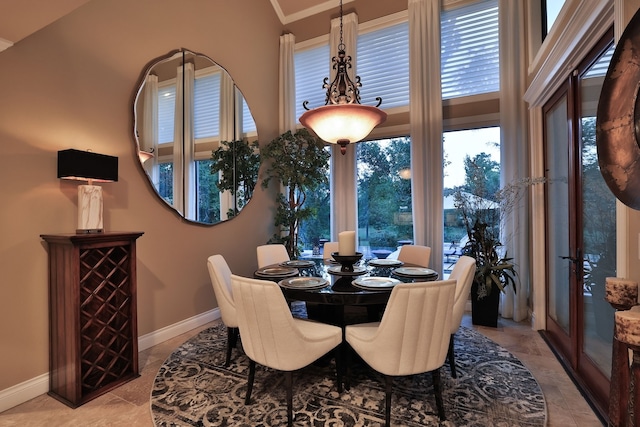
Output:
top-left (41, 232), bottom-right (143, 407)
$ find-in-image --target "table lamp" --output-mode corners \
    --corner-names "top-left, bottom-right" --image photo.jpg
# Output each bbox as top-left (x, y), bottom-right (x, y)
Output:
top-left (57, 149), bottom-right (118, 233)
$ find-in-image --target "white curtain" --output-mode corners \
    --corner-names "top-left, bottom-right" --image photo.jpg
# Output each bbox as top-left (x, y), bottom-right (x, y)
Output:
top-left (409, 0), bottom-right (443, 274)
top-left (330, 12), bottom-right (359, 242)
top-left (279, 33), bottom-right (297, 134)
top-left (499, 0), bottom-right (529, 321)
top-left (141, 74), bottom-right (159, 185)
top-left (219, 70), bottom-right (236, 219)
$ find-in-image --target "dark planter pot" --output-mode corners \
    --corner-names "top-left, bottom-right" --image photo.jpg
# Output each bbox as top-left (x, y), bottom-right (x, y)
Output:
top-left (471, 281), bottom-right (500, 327)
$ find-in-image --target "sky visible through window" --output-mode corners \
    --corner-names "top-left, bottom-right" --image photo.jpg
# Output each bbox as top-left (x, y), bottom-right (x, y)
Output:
top-left (546, 0), bottom-right (565, 33)
top-left (443, 127), bottom-right (500, 189)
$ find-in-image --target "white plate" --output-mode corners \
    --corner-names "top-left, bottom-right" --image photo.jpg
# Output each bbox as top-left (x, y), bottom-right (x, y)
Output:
top-left (352, 277), bottom-right (401, 290)
top-left (327, 266), bottom-right (367, 276)
top-left (392, 267), bottom-right (437, 277)
top-left (255, 267), bottom-right (299, 277)
top-left (278, 277), bottom-right (328, 290)
top-left (280, 260), bottom-right (315, 268)
top-left (369, 259), bottom-right (404, 267)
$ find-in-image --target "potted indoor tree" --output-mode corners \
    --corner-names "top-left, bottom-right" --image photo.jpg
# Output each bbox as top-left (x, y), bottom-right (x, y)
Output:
top-left (260, 129), bottom-right (330, 258)
top-left (454, 191), bottom-right (517, 327)
top-left (210, 139), bottom-right (260, 218)
top-left (454, 159), bottom-right (545, 327)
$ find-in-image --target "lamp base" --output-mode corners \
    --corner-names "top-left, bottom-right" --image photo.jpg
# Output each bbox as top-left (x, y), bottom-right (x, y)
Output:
top-left (78, 185), bottom-right (104, 232)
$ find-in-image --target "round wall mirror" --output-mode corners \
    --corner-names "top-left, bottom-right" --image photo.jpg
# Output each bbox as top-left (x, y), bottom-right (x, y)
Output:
top-left (134, 48), bottom-right (259, 224)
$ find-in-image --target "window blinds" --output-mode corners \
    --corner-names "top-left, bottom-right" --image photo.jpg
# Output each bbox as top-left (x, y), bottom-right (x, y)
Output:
top-left (441, 0), bottom-right (499, 99)
top-left (357, 21), bottom-right (410, 109)
top-left (158, 85), bottom-right (176, 144)
top-left (193, 72), bottom-right (221, 139)
top-left (295, 44), bottom-right (331, 120)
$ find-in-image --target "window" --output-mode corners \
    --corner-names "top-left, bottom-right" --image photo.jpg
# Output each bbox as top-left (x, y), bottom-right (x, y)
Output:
top-left (293, 0), bottom-right (502, 257)
top-left (443, 127), bottom-right (501, 271)
top-left (297, 147), bottom-right (331, 251)
top-left (158, 85), bottom-right (176, 144)
top-left (241, 97), bottom-right (256, 135)
top-left (357, 21), bottom-right (410, 108)
top-left (295, 44), bottom-right (331, 120)
top-left (356, 138), bottom-right (413, 257)
top-left (441, 0), bottom-right (499, 99)
top-left (193, 71), bottom-right (221, 139)
top-left (542, 0), bottom-right (566, 40)
top-left (153, 65), bottom-right (256, 223)
top-left (196, 159), bottom-right (220, 223)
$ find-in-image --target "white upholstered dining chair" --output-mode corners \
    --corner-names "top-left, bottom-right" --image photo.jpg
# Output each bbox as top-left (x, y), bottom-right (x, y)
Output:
top-left (446, 255), bottom-right (476, 378)
top-left (322, 241), bottom-right (339, 260)
top-left (397, 244), bottom-right (431, 267)
top-left (256, 244), bottom-right (290, 268)
top-left (206, 254), bottom-right (238, 367)
top-left (345, 279), bottom-right (456, 426)
top-left (231, 274), bottom-right (343, 427)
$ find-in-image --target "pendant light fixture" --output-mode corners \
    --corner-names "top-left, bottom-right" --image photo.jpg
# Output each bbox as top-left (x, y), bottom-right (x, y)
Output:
top-left (299, 0), bottom-right (387, 155)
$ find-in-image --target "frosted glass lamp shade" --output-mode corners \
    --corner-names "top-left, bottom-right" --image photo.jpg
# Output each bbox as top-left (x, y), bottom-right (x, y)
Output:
top-left (300, 104), bottom-right (387, 154)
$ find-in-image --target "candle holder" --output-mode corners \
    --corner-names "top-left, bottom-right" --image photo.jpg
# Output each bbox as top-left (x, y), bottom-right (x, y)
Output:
top-left (331, 252), bottom-right (363, 272)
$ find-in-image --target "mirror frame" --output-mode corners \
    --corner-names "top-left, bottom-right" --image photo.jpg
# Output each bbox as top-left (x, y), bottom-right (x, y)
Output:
top-left (132, 48), bottom-right (259, 225)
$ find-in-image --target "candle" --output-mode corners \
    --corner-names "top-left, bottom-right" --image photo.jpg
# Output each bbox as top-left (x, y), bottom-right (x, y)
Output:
top-left (338, 231), bottom-right (356, 255)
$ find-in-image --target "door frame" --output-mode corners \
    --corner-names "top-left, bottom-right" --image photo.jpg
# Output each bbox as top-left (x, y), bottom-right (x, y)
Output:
top-left (541, 28), bottom-right (615, 421)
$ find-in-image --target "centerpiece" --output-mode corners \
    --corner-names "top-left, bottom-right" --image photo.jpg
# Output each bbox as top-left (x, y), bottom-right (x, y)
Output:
top-left (331, 252), bottom-right (363, 273)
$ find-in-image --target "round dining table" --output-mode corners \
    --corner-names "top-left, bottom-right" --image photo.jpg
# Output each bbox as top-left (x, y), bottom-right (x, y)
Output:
top-left (254, 257), bottom-right (439, 326)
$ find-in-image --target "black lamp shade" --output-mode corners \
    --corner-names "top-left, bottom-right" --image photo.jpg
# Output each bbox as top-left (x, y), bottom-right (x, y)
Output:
top-left (57, 149), bottom-right (118, 182)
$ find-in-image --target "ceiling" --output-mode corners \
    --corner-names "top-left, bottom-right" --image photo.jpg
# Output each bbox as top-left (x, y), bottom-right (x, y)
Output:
top-left (0, 0), bottom-right (346, 52)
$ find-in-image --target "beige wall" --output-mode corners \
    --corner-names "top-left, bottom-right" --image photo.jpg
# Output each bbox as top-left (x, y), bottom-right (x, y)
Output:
top-left (0, 0), bottom-right (281, 390)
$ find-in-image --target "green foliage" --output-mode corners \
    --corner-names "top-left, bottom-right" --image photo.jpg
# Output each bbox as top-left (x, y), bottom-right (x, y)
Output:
top-left (454, 157), bottom-right (545, 299)
top-left (357, 138), bottom-right (413, 245)
top-left (463, 153), bottom-right (500, 200)
top-left (197, 160), bottom-right (220, 223)
top-left (581, 117), bottom-right (616, 294)
top-left (460, 218), bottom-right (518, 299)
top-left (260, 129), bottom-right (331, 257)
top-left (210, 139), bottom-right (260, 216)
top-left (298, 178), bottom-right (330, 247)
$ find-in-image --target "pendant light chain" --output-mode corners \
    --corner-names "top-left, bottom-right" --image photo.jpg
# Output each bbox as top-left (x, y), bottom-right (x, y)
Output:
top-left (338, 0), bottom-right (345, 52)
top-left (298, 0), bottom-right (387, 154)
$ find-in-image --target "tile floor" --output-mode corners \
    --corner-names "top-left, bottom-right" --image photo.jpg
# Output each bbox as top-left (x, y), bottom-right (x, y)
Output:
top-left (0, 315), bottom-right (604, 426)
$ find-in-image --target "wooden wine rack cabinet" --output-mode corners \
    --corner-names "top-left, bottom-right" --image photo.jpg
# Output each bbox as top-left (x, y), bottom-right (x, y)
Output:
top-left (41, 232), bottom-right (144, 407)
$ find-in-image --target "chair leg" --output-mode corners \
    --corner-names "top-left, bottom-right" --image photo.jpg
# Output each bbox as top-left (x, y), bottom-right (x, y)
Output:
top-left (230, 327), bottom-right (239, 347)
top-left (447, 334), bottom-right (457, 378)
top-left (245, 360), bottom-right (255, 405)
top-left (225, 327), bottom-right (238, 367)
top-left (432, 368), bottom-right (446, 421)
top-left (384, 375), bottom-right (393, 427)
top-left (285, 371), bottom-right (293, 427)
top-left (335, 346), bottom-right (343, 393)
top-left (345, 342), bottom-right (351, 391)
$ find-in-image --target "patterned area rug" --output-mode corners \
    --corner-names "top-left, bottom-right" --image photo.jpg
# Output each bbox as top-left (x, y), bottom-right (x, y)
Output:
top-left (151, 311), bottom-right (547, 426)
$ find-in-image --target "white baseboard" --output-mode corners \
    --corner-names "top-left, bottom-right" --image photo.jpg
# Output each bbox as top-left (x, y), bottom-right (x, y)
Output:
top-left (0, 373), bottom-right (49, 414)
top-left (138, 308), bottom-right (220, 351)
top-left (0, 308), bottom-right (221, 413)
